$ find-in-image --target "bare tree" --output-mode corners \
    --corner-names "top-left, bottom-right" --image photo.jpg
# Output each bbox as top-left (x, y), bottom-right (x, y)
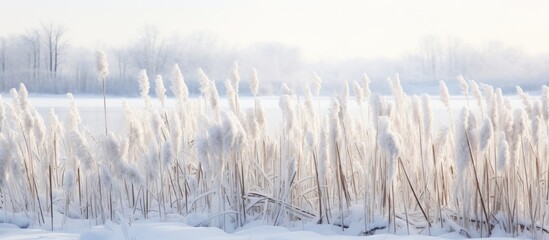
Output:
top-left (131, 26), bottom-right (172, 78)
top-left (42, 22), bottom-right (67, 77)
top-left (445, 37), bottom-right (475, 77)
top-left (22, 29), bottom-right (42, 86)
top-left (178, 32), bottom-right (225, 71)
top-left (418, 35), bottom-right (442, 82)
top-left (111, 47), bottom-right (133, 94)
top-left (115, 48), bottom-right (129, 81)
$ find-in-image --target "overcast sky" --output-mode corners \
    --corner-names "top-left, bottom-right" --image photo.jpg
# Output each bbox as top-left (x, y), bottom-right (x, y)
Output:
top-left (1, 0), bottom-right (548, 61)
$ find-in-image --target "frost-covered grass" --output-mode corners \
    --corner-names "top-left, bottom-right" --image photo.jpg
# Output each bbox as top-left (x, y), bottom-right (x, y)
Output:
top-left (0, 64), bottom-right (548, 239)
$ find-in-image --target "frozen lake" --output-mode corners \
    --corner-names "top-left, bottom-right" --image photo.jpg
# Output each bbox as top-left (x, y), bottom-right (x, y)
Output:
top-left (25, 94), bottom-right (524, 136)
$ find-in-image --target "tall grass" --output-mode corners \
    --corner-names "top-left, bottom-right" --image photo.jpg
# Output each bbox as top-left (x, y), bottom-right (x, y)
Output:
top-left (96, 51), bottom-right (109, 136)
top-left (0, 65), bottom-right (548, 238)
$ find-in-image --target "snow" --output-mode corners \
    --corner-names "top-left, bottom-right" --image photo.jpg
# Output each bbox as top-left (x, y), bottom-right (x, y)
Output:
top-left (0, 218), bottom-right (523, 240)
top-left (0, 213), bottom-right (31, 229)
top-left (0, 219), bottom-right (505, 240)
top-left (0, 207), bottom-right (518, 240)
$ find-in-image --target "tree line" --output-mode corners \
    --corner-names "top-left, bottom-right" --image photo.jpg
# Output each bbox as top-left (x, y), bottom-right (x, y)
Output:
top-left (0, 24), bottom-right (548, 96)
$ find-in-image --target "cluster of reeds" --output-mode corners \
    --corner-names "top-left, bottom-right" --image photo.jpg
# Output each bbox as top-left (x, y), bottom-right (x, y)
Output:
top-left (0, 57), bottom-right (548, 238)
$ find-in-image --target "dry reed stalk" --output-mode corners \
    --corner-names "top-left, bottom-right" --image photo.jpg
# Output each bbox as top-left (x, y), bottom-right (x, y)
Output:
top-left (465, 130), bottom-right (491, 235)
top-left (49, 165), bottom-right (53, 230)
top-left (398, 157), bottom-right (430, 227)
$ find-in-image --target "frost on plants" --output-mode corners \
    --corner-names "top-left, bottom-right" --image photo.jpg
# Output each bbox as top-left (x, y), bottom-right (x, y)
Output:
top-left (0, 67), bottom-right (548, 239)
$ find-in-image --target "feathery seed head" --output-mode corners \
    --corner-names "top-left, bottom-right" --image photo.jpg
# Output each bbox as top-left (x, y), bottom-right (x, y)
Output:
top-left (96, 51), bottom-right (109, 81)
top-left (311, 72), bottom-right (322, 96)
top-left (155, 75), bottom-right (166, 107)
top-left (497, 131), bottom-right (509, 171)
top-left (138, 69), bottom-right (150, 97)
top-left (352, 81), bottom-right (364, 105)
top-left (250, 68), bottom-right (259, 97)
top-left (18, 83), bottom-right (29, 111)
top-left (439, 80), bottom-right (450, 109)
top-left (362, 73), bottom-right (371, 98)
top-left (171, 64), bottom-right (189, 101)
top-left (197, 68), bottom-right (211, 97)
top-left (231, 61), bottom-right (240, 93)
top-left (479, 117), bottom-right (493, 152)
top-left (457, 75), bottom-right (469, 96)
top-left (209, 80), bottom-right (220, 111)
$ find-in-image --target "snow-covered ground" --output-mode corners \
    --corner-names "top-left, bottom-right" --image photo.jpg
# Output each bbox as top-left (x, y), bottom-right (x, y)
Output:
top-left (0, 217), bottom-right (518, 240)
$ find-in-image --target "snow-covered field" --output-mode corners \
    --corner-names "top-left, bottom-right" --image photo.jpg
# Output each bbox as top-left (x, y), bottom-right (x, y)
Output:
top-left (0, 212), bottom-right (515, 240)
top-left (0, 69), bottom-right (548, 240)
top-left (0, 221), bottom-right (479, 240)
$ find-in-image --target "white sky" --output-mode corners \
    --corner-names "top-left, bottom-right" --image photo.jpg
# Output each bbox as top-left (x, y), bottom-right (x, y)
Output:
top-left (1, 0), bottom-right (548, 61)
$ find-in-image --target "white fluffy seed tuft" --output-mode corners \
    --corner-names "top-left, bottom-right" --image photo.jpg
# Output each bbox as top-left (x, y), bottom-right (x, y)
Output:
top-left (439, 80), bottom-right (450, 109)
top-left (479, 117), bottom-right (493, 152)
top-left (96, 51), bottom-right (109, 81)
top-left (457, 75), bottom-right (469, 96)
top-left (155, 75), bottom-right (167, 107)
top-left (352, 81), bottom-right (364, 105)
top-left (250, 68), bottom-right (259, 97)
top-left (171, 64), bottom-right (189, 102)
